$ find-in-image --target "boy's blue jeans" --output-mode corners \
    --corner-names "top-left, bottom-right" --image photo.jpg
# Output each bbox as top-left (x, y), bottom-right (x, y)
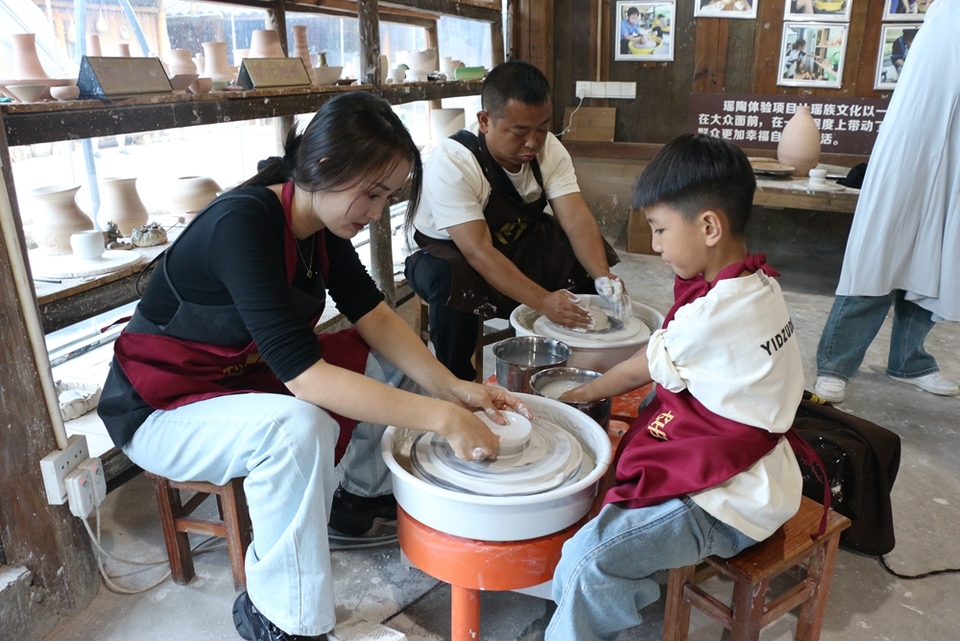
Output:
top-left (816, 291), bottom-right (939, 381)
top-left (547, 498), bottom-right (756, 641)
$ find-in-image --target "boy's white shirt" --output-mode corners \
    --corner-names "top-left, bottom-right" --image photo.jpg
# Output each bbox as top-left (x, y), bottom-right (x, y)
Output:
top-left (646, 271), bottom-right (805, 541)
top-left (412, 123), bottom-right (581, 241)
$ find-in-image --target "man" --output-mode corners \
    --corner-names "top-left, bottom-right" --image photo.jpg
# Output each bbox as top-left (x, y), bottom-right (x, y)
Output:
top-left (405, 61), bottom-right (623, 381)
top-left (891, 28), bottom-right (916, 78)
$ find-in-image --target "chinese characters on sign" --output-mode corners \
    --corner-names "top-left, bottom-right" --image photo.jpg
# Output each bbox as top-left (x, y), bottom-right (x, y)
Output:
top-left (687, 93), bottom-right (891, 155)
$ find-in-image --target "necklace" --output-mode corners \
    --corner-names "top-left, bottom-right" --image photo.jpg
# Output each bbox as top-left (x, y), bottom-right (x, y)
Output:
top-left (295, 235), bottom-right (315, 279)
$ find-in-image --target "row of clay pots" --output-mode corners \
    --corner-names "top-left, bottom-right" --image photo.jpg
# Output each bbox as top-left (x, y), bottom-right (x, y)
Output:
top-left (30, 176), bottom-right (220, 255)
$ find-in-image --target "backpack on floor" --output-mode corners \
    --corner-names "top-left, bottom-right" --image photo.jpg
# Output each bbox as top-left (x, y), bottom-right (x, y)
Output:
top-left (792, 393), bottom-right (901, 555)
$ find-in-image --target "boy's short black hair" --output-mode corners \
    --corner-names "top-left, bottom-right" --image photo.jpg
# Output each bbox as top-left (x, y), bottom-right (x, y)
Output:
top-left (632, 133), bottom-right (756, 237)
top-left (481, 61), bottom-right (551, 119)
top-left (627, 6), bottom-right (640, 16)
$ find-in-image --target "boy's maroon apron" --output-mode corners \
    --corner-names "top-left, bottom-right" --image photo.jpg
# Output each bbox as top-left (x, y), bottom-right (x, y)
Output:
top-left (606, 255), bottom-right (829, 532)
top-left (413, 130), bottom-right (619, 317)
top-left (113, 181), bottom-right (369, 463)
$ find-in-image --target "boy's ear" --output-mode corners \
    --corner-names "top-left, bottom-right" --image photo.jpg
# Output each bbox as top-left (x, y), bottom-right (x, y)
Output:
top-left (700, 210), bottom-right (724, 247)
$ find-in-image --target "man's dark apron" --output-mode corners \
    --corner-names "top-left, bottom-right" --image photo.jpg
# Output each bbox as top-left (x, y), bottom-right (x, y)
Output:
top-left (112, 184), bottom-right (369, 463)
top-left (414, 130), bottom-right (619, 318)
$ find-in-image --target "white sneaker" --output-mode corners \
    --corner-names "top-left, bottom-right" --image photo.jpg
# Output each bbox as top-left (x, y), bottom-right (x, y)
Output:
top-left (814, 376), bottom-right (846, 403)
top-left (889, 372), bottom-right (960, 396)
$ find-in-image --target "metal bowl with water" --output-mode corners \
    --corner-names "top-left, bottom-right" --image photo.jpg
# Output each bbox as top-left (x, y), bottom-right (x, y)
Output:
top-left (493, 336), bottom-right (571, 394)
top-left (529, 367), bottom-right (611, 430)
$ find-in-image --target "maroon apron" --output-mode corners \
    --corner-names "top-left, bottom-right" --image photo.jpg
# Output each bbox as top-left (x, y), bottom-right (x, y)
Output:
top-left (113, 181), bottom-right (370, 463)
top-left (414, 130), bottom-right (619, 317)
top-left (605, 256), bottom-right (829, 533)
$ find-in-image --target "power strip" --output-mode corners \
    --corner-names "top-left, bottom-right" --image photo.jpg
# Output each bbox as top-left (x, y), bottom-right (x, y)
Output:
top-left (65, 458), bottom-right (106, 518)
top-left (40, 434), bottom-right (89, 505)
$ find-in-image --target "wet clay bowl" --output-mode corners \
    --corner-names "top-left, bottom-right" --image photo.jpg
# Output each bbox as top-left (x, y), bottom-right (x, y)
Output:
top-left (381, 393), bottom-right (612, 541)
top-left (493, 336), bottom-right (571, 394)
top-left (530, 367), bottom-right (611, 430)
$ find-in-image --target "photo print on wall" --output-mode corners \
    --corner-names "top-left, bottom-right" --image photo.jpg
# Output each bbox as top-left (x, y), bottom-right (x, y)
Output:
top-left (883, 0), bottom-right (933, 20)
top-left (784, 0), bottom-right (852, 22)
top-left (778, 22), bottom-right (848, 89)
top-left (695, 0), bottom-right (758, 20)
top-left (615, 1), bottom-right (676, 62)
top-left (874, 24), bottom-right (919, 90)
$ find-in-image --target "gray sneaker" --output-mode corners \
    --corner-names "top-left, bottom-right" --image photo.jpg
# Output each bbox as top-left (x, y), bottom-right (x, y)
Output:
top-left (814, 376), bottom-right (846, 403)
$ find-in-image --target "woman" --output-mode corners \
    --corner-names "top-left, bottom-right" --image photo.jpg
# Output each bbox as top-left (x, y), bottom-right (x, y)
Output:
top-left (98, 91), bottom-right (528, 641)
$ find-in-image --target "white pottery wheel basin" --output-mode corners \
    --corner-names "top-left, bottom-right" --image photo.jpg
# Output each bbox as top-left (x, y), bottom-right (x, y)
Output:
top-left (510, 295), bottom-right (665, 373)
top-left (381, 393), bottom-right (612, 541)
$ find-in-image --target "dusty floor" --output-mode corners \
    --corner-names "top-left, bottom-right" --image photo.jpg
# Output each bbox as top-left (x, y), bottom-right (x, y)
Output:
top-left (39, 236), bottom-right (960, 641)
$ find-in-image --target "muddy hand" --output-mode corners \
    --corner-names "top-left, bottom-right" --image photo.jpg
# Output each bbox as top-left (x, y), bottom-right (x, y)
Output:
top-left (542, 289), bottom-right (591, 328)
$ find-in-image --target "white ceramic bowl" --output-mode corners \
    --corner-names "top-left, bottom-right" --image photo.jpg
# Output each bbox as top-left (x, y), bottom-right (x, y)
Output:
top-left (510, 296), bottom-right (665, 373)
top-left (382, 393), bottom-right (612, 542)
top-left (50, 85), bottom-right (80, 101)
top-left (312, 65), bottom-right (343, 86)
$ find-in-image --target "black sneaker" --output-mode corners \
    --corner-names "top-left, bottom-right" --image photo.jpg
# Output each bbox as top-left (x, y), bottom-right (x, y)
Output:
top-left (233, 591), bottom-right (327, 641)
top-left (328, 485), bottom-right (397, 536)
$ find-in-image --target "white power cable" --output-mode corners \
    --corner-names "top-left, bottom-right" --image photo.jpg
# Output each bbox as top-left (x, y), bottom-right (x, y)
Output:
top-left (560, 96), bottom-right (586, 137)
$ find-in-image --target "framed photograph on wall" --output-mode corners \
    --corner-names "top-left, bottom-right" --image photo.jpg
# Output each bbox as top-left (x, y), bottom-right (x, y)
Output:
top-left (615, 1), bottom-right (676, 62)
top-left (784, 0), bottom-right (852, 22)
top-left (777, 22), bottom-right (847, 88)
top-left (695, 0), bottom-right (758, 20)
top-left (883, 0), bottom-right (933, 21)
top-left (874, 24), bottom-right (919, 89)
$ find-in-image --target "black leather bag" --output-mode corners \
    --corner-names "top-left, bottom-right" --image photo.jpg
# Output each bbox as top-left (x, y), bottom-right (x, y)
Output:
top-left (793, 394), bottom-right (901, 555)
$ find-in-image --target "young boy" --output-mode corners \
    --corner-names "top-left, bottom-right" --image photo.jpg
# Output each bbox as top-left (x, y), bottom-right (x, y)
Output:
top-left (545, 133), bottom-right (806, 641)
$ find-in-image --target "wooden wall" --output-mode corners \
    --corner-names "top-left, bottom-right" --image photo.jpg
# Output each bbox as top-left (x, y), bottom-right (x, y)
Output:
top-left (553, 0), bottom-right (895, 145)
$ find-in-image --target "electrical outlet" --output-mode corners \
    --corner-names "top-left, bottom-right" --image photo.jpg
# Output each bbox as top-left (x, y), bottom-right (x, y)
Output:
top-left (39, 434), bottom-right (89, 505)
top-left (65, 466), bottom-right (96, 518)
top-left (575, 81), bottom-right (589, 98)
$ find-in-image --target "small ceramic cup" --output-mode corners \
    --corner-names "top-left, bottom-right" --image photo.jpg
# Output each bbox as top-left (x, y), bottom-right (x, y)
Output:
top-left (70, 230), bottom-right (105, 259)
top-left (808, 168), bottom-right (828, 184)
top-left (387, 67), bottom-right (406, 83)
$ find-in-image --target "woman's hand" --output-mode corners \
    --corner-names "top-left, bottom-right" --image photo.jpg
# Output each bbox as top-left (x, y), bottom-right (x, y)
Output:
top-left (442, 380), bottom-right (534, 424)
top-left (438, 405), bottom-right (503, 461)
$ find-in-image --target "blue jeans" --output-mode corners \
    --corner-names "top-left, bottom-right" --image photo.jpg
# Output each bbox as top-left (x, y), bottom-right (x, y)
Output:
top-left (546, 499), bottom-right (756, 641)
top-left (816, 291), bottom-right (939, 381)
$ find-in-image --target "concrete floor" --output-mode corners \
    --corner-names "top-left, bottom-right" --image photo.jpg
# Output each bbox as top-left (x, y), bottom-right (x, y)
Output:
top-left (39, 238), bottom-right (960, 641)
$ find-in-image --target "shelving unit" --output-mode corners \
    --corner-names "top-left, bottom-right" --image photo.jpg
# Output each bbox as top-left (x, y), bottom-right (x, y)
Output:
top-left (0, 0), bottom-right (503, 495)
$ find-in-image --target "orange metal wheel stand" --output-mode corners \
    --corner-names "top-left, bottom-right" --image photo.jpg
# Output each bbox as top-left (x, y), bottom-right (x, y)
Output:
top-left (397, 506), bottom-right (585, 641)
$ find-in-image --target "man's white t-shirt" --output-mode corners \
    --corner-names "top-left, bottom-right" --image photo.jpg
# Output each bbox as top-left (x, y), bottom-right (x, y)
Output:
top-left (413, 124), bottom-right (581, 241)
top-left (645, 272), bottom-right (805, 541)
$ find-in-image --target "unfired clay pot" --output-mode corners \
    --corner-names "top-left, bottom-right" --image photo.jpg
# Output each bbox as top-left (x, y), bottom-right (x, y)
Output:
top-left (169, 176), bottom-right (221, 214)
top-left (200, 41), bottom-right (234, 86)
top-left (291, 26), bottom-right (311, 66)
top-left (30, 184), bottom-right (95, 254)
top-left (248, 29), bottom-right (284, 58)
top-left (165, 49), bottom-right (197, 77)
top-left (98, 177), bottom-right (149, 235)
top-left (85, 34), bottom-right (102, 57)
top-left (11, 33), bottom-right (50, 80)
top-left (777, 106), bottom-right (821, 177)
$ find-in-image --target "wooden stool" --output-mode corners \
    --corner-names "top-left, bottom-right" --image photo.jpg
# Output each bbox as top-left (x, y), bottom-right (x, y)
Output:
top-left (662, 496), bottom-right (851, 641)
top-left (146, 473), bottom-right (252, 590)
top-left (417, 297), bottom-right (515, 383)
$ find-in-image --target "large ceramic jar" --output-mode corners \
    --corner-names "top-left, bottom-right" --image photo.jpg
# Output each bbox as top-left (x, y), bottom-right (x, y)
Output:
top-left (777, 106), bottom-right (821, 177)
top-left (165, 49), bottom-right (197, 77)
top-left (200, 41), bottom-right (234, 86)
top-left (30, 184), bottom-right (94, 254)
top-left (98, 177), bottom-right (149, 235)
top-left (12, 33), bottom-right (50, 80)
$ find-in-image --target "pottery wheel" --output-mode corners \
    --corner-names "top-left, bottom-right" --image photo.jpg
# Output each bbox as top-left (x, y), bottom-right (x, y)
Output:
top-left (410, 418), bottom-right (583, 496)
top-left (534, 311), bottom-right (650, 345)
top-left (29, 249), bottom-right (143, 279)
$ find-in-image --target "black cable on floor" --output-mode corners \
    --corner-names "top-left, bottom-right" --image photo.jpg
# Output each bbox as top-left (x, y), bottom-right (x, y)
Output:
top-left (878, 554), bottom-right (960, 579)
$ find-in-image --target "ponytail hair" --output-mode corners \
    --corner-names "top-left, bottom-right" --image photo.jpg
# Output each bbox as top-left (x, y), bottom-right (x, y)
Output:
top-left (239, 92), bottom-right (422, 225)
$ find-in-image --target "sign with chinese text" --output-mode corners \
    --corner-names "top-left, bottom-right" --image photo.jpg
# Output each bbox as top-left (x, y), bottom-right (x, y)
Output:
top-left (687, 93), bottom-right (891, 155)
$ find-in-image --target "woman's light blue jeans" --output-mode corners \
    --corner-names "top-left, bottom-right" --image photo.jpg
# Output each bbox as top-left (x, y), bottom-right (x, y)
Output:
top-left (122, 352), bottom-right (403, 637)
top-left (816, 291), bottom-right (939, 381)
top-left (546, 498), bottom-right (756, 641)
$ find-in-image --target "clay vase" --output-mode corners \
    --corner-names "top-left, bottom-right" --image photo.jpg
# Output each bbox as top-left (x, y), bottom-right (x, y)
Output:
top-left (165, 49), bottom-right (196, 76)
top-left (407, 48), bottom-right (438, 73)
top-left (98, 177), bottom-right (149, 235)
top-left (248, 29), bottom-right (284, 58)
top-left (168, 176), bottom-right (221, 215)
top-left (30, 184), bottom-right (95, 255)
top-left (85, 34), bottom-right (102, 57)
top-left (291, 25), bottom-right (311, 66)
top-left (200, 41), bottom-right (233, 87)
top-left (116, 43), bottom-right (131, 57)
top-left (777, 106), bottom-right (821, 177)
top-left (12, 33), bottom-right (50, 80)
